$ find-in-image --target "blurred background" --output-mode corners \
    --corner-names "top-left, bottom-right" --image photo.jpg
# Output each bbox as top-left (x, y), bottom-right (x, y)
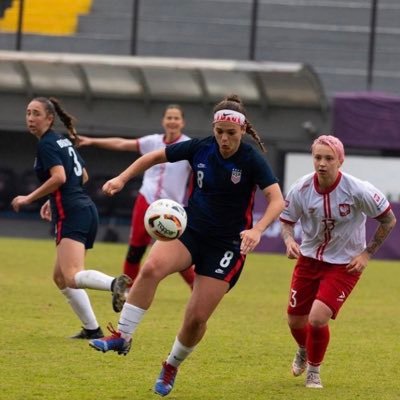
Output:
top-left (0, 0), bottom-right (399, 253)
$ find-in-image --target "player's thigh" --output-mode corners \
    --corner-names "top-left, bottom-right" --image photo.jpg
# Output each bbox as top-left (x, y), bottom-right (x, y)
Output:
top-left (287, 257), bottom-right (321, 316)
top-left (130, 194), bottom-right (152, 246)
top-left (317, 266), bottom-right (360, 319)
top-left (57, 238), bottom-right (86, 279)
top-left (143, 238), bottom-right (192, 276)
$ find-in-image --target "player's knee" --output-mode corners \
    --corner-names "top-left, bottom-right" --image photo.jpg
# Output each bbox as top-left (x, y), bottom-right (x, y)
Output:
top-left (126, 245), bottom-right (147, 264)
top-left (185, 309), bottom-right (208, 332)
top-left (53, 272), bottom-right (64, 289)
top-left (139, 259), bottom-right (165, 281)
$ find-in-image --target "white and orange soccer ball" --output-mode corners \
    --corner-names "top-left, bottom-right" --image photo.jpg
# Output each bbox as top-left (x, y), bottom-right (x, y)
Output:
top-left (144, 199), bottom-right (187, 241)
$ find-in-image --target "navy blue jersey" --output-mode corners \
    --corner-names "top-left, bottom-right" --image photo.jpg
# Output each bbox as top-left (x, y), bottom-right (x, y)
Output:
top-left (34, 129), bottom-right (93, 220)
top-left (166, 136), bottom-right (278, 242)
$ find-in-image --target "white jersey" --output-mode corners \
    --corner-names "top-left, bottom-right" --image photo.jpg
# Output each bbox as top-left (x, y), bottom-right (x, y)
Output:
top-left (280, 171), bottom-right (391, 264)
top-left (137, 133), bottom-right (192, 205)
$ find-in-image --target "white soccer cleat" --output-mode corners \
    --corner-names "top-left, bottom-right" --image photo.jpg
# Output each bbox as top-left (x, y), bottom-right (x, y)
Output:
top-left (305, 370), bottom-right (323, 388)
top-left (292, 347), bottom-right (307, 377)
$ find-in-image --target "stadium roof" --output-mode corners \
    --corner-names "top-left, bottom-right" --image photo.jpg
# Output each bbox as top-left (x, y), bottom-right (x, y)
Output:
top-left (0, 50), bottom-right (327, 112)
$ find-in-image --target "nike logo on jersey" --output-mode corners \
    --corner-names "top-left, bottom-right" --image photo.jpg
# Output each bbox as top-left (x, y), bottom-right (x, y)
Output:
top-left (197, 163), bottom-right (206, 168)
top-left (214, 268), bottom-right (225, 274)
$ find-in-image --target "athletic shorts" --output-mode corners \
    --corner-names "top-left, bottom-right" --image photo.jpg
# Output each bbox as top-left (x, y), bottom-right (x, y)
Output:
top-left (287, 255), bottom-right (361, 319)
top-left (179, 227), bottom-right (245, 290)
top-left (129, 193), bottom-right (152, 247)
top-left (55, 203), bottom-right (99, 249)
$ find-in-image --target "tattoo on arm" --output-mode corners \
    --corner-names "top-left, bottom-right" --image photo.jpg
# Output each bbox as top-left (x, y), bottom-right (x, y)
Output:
top-left (366, 210), bottom-right (397, 256)
top-left (281, 223), bottom-right (295, 245)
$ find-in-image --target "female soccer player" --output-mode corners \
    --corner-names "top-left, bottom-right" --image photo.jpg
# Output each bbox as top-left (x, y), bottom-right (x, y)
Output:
top-left (11, 97), bottom-right (132, 339)
top-left (280, 135), bottom-right (396, 388)
top-left (77, 104), bottom-right (195, 288)
top-left (89, 94), bottom-right (285, 396)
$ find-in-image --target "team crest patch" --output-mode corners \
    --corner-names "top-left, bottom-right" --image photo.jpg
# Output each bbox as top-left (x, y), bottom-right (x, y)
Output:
top-left (339, 203), bottom-right (350, 216)
top-left (373, 193), bottom-right (381, 203)
top-left (231, 168), bottom-right (242, 184)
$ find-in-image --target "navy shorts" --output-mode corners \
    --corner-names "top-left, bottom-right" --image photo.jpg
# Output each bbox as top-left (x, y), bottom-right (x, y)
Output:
top-left (54, 203), bottom-right (99, 249)
top-left (179, 227), bottom-right (246, 290)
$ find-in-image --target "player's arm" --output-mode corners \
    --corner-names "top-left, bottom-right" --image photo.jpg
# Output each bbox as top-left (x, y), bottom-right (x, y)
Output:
top-left (280, 221), bottom-right (301, 259)
top-left (82, 168), bottom-right (89, 184)
top-left (347, 209), bottom-right (396, 273)
top-left (11, 165), bottom-right (66, 212)
top-left (78, 135), bottom-right (138, 152)
top-left (240, 183), bottom-right (285, 255)
top-left (365, 209), bottom-right (397, 257)
top-left (103, 149), bottom-right (167, 196)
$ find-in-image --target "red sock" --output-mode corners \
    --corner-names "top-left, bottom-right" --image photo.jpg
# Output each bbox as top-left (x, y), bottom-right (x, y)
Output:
top-left (306, 324), bottom-right (330, 366)
top-left (290, 326), bottom-right (308, 348)
top-left (123, 261), bottom-right (140, 282)
top-left (179, 266), bottom-right (195, 289)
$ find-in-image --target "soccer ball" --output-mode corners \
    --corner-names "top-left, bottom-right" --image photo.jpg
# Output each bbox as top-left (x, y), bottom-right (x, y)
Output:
top-left (144, 199), bottom-right (187, 241)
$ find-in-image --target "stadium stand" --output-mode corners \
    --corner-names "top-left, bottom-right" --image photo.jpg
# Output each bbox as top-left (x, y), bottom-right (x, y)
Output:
top-left (0, 0), bottom-right (399, 95)
top-left (0, 0), bottom-right (11, 18)
top-left (0, 0), bottom-right (92, 35)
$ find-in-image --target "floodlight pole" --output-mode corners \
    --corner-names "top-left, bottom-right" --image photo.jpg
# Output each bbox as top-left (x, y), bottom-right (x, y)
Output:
top-left (16, 0), bottom-right (25, 50)
top-left (130, 0), bottom-right (140, 55)
top-left (367, 0), bottom-right (378, 90)
top-left (249, 0), bottom-right (259, 60)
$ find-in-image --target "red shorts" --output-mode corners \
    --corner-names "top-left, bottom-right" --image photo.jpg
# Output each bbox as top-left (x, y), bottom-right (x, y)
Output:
top-left (128, 193), bottom-right (152, 247)
top-left (287, 256), bottom-right (361, 319)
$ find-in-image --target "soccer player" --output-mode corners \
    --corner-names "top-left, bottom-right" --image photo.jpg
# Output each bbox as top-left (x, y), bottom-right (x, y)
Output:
top-left (11, 97), bottom-right (132, 339)
top-left (77, 104), bottom-right (195, 288)
top-left (280, 135), bottom-right (396, 388)
top-left (88, 94), bottom-right (285, 396)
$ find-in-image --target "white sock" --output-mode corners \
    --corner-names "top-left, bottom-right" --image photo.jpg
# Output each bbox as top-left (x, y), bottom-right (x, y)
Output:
top-left (75, 270), bottom-right (114, 291)
top-left (307, 363), bottom-right (320, 374)
top-left (61, 287), bottom-right (99, 330)
top-left (166, 337), bottom-right (195, 368)
top-left (117, 303), bottom-right (146, 341)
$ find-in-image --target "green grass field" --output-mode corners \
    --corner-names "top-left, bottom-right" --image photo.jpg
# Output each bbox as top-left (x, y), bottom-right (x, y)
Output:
top-left (1, 237), bottom-right (400, 400)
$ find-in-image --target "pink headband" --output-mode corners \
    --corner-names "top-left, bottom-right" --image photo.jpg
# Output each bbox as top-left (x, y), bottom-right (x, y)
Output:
top-left (312, 135), bottom-right (345, 163)
top-left (213, 109), bottom-right (246, 126)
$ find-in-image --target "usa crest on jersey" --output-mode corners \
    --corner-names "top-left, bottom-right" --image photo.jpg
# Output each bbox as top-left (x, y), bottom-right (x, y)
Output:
top-left (231, 168), bottom-right (242, 184)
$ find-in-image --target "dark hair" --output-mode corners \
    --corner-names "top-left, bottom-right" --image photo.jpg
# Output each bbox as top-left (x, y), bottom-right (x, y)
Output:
top-left (213, 94), bottom-right (266, 153)
top-left (164, 104), bottom-right (185, 119)
top-left (32, 96), bottom-right (79, 144)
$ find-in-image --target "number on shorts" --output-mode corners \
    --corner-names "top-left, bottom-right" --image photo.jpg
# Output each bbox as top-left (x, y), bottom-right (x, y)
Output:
top-left (219, 251), bottom-right (234, 268)
top-left (289, 288), bottom-right (297, 308)
top-left (197, 170), bottom-right (204, 188)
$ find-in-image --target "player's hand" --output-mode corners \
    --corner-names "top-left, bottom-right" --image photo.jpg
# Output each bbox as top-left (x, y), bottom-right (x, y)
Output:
top-left (11, 195), bottom-right (31, 212)
top-left (240, 228), bottom-right (261, 255)
top-left (75, 135), bottom-right (90, 147)
top-left (102, 177), bottom-right (125, 196)
top-left (40, 200), bottom-right (52, 221)
top-left (346, 252), bottom-right (369, 274)
top-left (285, 240), bottom-right (301, 259)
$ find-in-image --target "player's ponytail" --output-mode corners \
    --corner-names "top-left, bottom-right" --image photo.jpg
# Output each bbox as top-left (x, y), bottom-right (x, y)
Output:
top-left (48, 97), bottom-right (79, 145)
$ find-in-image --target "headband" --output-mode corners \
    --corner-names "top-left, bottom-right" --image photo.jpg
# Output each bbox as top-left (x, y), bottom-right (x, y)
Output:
top-left (213, 109), bottom-right (246, 126)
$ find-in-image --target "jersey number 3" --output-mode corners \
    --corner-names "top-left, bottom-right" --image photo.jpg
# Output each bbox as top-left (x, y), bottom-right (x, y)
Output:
top-left (68, 147), bottom-right (83, 176)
